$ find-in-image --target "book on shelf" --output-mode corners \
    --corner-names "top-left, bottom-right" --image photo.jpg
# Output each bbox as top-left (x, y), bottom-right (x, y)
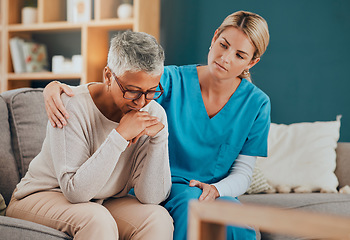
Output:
top-left (9, 37), bottom-right (26, 73)
top-left (9, 37), bottom-right (48, 73)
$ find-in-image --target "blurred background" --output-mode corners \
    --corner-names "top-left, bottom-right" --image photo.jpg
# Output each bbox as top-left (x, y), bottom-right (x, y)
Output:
top-left (32, 0), bottom-right (350, 141)
top-left (159, 0), bottom-right (350, 142)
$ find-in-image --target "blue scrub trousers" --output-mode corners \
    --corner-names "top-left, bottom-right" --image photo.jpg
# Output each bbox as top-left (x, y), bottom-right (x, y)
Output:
top-left (163, 180), bottom-right (257, 240)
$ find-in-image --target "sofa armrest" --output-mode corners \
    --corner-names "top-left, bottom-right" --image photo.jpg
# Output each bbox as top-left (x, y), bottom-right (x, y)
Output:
top-left (335, 142), bottom-right (350, 188)
top-left (0, 216), bottom-right (71, 240)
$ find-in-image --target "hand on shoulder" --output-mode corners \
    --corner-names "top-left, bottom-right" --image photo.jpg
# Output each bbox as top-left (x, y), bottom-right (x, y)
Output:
top-left (43, 81), bottom-right (74, 128)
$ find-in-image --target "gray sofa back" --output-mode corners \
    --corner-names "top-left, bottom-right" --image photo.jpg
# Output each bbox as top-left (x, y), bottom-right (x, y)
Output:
top-left (0, 95), bottom-right (19, 205)
top-left (0, 88), bottom-right (47, 205)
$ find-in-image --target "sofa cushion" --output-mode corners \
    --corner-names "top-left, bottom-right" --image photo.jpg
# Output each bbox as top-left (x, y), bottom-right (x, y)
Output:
top-left (1, 88), bottom-right (47, 178)
top-left (239, 193), bottom-right (350, 217)
top-left (335, 142), bottom-right (350, 188)
top-left (0, 216), bottom-right (71, 240)
top-left (239, 193), bottom-right (350, 240)
top-left (0, 96), bottom-right (19, 205)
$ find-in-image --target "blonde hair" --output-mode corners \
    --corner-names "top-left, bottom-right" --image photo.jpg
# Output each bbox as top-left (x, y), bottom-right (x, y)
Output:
top-left (216, 11), bottom-right (270, 79)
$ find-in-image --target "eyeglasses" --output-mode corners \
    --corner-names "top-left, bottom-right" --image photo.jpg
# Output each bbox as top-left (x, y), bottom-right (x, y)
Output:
top-left (111, 71), bottom-right (164, 100)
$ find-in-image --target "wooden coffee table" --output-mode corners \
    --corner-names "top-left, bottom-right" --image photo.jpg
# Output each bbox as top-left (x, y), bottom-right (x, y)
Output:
top-left (188, 200), bottom-right (350, 240)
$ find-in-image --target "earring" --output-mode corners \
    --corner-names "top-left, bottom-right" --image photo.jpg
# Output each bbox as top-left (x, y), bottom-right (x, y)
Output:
top-left (244, 70), bottom-right (250, 75)
top-left (209, 46), bottom-right (212, 50)
top-left (107, 84), bottom-right (111, 92)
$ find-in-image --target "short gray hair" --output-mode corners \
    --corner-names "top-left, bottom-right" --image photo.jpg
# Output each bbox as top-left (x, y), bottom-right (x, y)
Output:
top-left (107, 31), bottom-right (165, 77)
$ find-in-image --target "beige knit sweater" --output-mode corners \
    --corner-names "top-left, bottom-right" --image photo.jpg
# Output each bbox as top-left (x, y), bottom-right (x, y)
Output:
top-left (15, 84), bottom-right (171, 204)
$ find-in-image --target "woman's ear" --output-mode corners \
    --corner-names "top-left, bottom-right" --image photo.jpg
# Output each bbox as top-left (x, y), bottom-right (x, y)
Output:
top-left (248, 57), bottom-right (260, 69)
top-left (104, 67), bottom-right (111, 84)
top-left (210, 29), bottom-right (220, 48)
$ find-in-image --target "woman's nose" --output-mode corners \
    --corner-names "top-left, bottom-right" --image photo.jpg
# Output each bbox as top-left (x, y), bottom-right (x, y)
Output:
top-left (133, 94), bottom-right (146, 107)
top-left (221, 51), bottom-right (234, 63)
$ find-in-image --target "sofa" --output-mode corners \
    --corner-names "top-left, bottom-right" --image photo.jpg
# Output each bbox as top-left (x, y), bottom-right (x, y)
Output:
top-left (1, 87), bottom-right (350, 240)
top-left (0, 88), bottom-right (71, 240)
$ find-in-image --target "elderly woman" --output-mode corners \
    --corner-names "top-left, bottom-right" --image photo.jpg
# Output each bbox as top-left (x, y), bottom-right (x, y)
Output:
top-left (6, 31), bottom-right (173, 240)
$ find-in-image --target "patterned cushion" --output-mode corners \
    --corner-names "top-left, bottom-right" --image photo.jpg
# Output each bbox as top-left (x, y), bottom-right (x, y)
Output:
top-left (246, 166), bottom-right (272, 194)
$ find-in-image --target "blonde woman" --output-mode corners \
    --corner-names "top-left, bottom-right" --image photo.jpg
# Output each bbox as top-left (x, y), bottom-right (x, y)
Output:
top-left (44, 11), bottom-right (270, 240)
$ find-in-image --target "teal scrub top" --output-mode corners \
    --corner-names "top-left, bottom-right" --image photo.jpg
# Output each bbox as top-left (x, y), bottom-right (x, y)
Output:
top-left (156, 65), bottom-right (271, 184)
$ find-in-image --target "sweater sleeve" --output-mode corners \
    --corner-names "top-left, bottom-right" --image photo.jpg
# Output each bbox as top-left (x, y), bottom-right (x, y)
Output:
top-left (213, 155), bottom-right (256, 198)
top-left (49, 98), bottom-right (129, 203)
top-left (132, 104), bottom-right (172, 204)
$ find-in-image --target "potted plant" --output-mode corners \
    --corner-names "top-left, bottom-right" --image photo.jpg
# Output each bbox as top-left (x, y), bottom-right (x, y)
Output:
top-left (22, 0), bottom-right (38, 24)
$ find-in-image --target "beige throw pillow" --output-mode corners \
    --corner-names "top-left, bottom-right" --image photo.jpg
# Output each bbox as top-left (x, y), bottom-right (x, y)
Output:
top-left (256, 116), bottom-right (341, 193)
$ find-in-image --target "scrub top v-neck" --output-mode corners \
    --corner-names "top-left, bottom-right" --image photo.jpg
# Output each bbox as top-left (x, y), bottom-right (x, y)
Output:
top-left (156, 65), bottom-right (270, 184)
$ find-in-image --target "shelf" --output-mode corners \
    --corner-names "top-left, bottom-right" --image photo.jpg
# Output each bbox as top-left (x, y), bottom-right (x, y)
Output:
top-left (87, 18), bottom-right (134, 30)
top-left (8, 22), bottom-right (83, 32)
top-left (8, 19), bottom-right (134, 32)
top-left (1, 0), bottom-right (161, 92)
top-left (7, 72), bottom-right (82, 80)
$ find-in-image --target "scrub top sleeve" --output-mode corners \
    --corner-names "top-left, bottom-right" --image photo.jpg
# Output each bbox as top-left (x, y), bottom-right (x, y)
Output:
top-left (240, 98), bottom-right (271, 157)
top-left (157, 66), bottom-right (175, 104)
